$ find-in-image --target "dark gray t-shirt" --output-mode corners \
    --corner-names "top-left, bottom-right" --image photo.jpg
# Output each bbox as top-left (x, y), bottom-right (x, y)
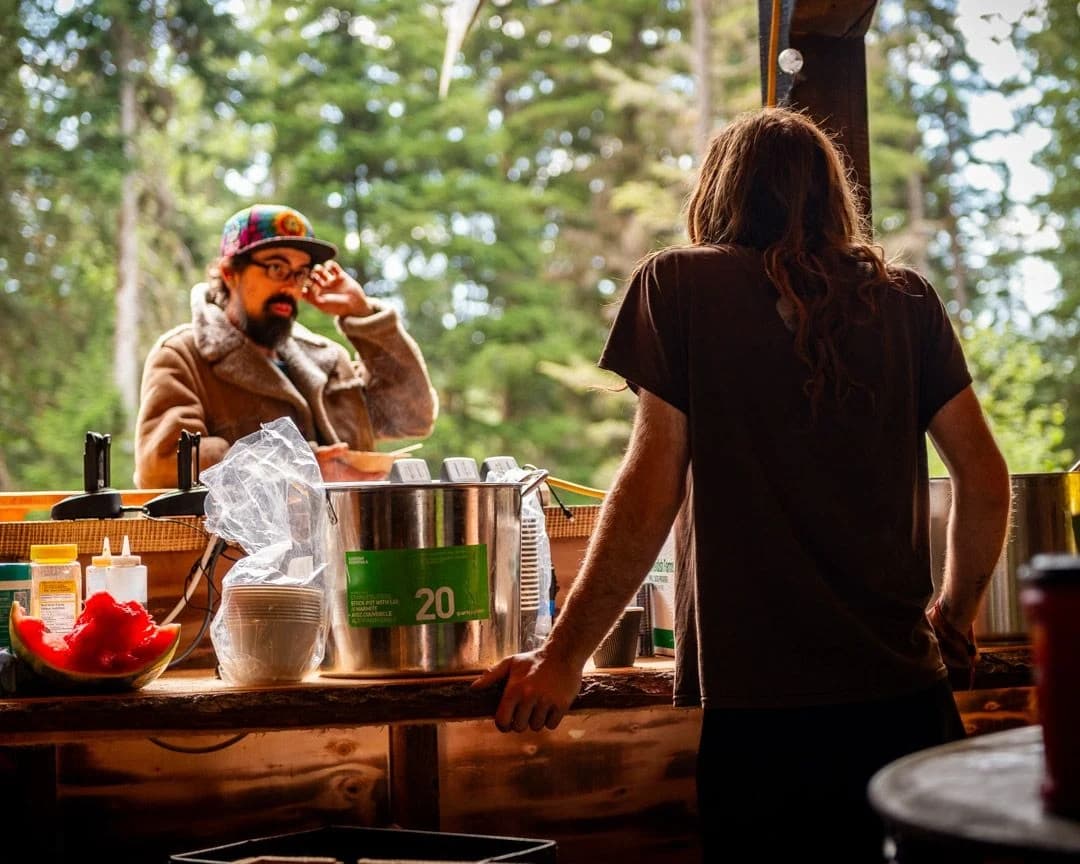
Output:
top-left (599, 244), bottom-right (972, 708)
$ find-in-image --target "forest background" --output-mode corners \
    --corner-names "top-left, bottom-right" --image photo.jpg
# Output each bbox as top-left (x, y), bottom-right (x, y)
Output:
top-left (1, 0), bottom-right (1077, 499)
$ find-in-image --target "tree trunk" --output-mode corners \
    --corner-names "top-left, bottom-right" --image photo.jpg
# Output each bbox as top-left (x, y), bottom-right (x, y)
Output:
top-left (115, 25), bottom-right (140, 417)
top-left (692, 0), bottom-right (712, 154)
top-left (905, 170), bottom-right (931, 276)
top-left (945, 208), bottom-right (969, 312)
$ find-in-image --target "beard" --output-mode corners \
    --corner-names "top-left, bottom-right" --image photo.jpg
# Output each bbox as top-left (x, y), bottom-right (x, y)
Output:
top-left (239, 294), bottom-right (296, 350)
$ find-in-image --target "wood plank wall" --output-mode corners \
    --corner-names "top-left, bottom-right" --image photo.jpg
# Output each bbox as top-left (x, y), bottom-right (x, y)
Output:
top-left (54, 710), bottom-right (703, 864)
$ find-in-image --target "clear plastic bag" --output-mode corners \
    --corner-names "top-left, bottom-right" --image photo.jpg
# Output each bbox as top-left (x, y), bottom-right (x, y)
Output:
top-left (201, 417), bottom-right (329, 684)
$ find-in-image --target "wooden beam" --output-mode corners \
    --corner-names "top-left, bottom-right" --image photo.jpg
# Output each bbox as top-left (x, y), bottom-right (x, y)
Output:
top-left (757, 1), bottom-right (878, 224)
top-left (787, 32), bottom-right (873, 226)
top-left (388, 722), bottom-right (442, 830)
top-left (791, 0), bottom-right (880, 38)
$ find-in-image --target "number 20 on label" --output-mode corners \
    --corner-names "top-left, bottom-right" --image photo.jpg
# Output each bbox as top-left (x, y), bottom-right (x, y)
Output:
top-left (415, 586), bottom-right (456, 621)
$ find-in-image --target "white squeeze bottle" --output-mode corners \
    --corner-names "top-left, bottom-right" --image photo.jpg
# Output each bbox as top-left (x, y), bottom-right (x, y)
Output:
top-left (85, 536), bottom-right (112, 599)
top-left (108, 535), bottom-right (148, 607)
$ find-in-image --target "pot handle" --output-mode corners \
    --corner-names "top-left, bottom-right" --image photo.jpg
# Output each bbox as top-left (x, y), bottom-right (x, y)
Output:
top-left (1070, 457), bottom-right (1080, 473)
top-left (519, 468), bottom-right (550, 499)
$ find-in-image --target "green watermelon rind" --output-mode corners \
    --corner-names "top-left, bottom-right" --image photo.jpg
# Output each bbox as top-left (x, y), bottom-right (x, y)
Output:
top-left (8, 600), bottom-right (181, 692)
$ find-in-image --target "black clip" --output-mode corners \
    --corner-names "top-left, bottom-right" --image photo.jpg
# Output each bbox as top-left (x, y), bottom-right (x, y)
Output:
top-left (144, 430), bottom-right (209, 517)
top-left (50, 431), bottom-right (123, 520)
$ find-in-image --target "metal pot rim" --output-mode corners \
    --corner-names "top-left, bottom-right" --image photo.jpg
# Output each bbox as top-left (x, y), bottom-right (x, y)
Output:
top-left (322, 468), bottom-right (549, 498)
top-left (931, 471), bottom-right (1079, 482)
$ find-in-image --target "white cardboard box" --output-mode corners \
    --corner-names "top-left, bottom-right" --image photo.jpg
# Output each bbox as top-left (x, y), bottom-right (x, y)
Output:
top-left (644, 531), bottom-right (676, 656)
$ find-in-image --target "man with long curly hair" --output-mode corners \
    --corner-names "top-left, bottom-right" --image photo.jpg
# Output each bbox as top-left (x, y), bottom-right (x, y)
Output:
top-left (474, 108), bottom-right (1011, 862)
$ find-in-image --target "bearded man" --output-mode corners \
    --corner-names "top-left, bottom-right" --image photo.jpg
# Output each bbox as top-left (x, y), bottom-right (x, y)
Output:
top-left (133, 204), bottom-right (437, 488)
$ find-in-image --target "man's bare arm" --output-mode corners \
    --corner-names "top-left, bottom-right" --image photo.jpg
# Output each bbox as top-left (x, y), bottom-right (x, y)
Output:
top-left (928, 384), bottom-right (1012, 630)
top-left (543, 389), bottom-right (690, 670)
top-left (471, 389), bottom-right (689, 732)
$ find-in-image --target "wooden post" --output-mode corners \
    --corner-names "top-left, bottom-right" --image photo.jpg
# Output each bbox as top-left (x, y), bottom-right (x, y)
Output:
top-left (787, 32), bottom-right (873, 228)
top-left (758, 0), bottom-right (881, 227)
top-left (388, 722), bottom-right (441, 830)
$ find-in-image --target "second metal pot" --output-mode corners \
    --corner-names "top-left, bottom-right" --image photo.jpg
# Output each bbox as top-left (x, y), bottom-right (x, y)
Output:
top-left (929, 470), bottom-right (1080, 642)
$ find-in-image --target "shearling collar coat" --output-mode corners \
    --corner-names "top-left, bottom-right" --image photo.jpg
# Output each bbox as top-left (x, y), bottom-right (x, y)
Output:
top-left (133, 284), bottom-right (437, 488)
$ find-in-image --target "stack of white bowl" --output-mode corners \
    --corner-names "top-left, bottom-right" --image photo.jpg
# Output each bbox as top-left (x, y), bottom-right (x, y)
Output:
top-left (216, 584), bottom-right (325, 685)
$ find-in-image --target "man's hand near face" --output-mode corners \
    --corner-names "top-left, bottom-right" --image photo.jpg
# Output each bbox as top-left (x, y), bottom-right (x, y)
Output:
top-left (303, 260), bottom-right (374, 318)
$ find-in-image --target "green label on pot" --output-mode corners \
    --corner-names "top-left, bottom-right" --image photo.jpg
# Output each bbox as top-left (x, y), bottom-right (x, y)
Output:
top-left (343, 545), bottom-right (490, 628)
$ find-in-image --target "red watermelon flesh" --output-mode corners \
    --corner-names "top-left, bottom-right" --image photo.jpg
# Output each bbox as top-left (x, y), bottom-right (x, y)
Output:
top-left (11, 614), bottom-right (70, 667)
top-left (21, 592), bottom-right (177, 675)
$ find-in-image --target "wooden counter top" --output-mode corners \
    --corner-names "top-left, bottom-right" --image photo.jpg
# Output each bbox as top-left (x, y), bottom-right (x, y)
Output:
top-left (0, 645), bottom-right (1034, 746)
top-left (0, 659), bottom-right (678, 745)
top-left (0, 503), bottom-right (1037, 747)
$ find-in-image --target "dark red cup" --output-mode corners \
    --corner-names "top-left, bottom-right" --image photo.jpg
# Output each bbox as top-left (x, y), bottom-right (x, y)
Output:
top-left (1020, 553), bottom-right (1080, 819)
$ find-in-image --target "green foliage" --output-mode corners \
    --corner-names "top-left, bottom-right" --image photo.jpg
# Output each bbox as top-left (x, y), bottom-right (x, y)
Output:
top-left (2, 0), bottom-right (251, 489)
top-left (0, 0), bottom-right (1076, 496)
top-left (19, 334), bottom-right (131, 493)
top-left (1014, 0), bottom-right (1080, 452)
top-left (231, 0), bottom-right (710, 484)
top-left (928, 326), bottom-right (1074, 476)
top-left (868, 0), bottom-right (1021, 313)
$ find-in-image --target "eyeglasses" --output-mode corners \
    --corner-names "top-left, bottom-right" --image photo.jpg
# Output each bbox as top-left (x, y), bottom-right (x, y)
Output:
top-left (248, 260), bottom-right (312, 285)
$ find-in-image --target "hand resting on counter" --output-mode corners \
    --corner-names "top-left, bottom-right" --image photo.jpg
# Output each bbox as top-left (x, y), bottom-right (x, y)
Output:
top-left (928, 598), bottom-right (978, 691)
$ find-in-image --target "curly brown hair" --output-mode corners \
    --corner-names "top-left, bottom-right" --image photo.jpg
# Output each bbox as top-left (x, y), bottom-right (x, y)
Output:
top-left (686, 107), bottom-right (894, 414)
top-left (205, 253), bottom-right (252, 308)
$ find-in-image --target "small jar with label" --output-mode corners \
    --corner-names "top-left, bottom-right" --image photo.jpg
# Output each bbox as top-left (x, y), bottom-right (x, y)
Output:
top-left (30, 544), bottom-right (82, 635)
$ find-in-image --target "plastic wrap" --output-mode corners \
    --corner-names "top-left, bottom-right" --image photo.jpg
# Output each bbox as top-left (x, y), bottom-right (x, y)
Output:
top-left (202, 417), bottom-right (329, 684)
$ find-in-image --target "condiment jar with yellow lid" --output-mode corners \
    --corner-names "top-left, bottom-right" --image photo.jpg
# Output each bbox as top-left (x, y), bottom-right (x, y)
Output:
top-left (29, 543), bottom-right (81, 635)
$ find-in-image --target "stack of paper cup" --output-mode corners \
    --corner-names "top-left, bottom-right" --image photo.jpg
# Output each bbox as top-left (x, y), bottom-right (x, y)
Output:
top-left (216, 584), bottom-right (325, 685)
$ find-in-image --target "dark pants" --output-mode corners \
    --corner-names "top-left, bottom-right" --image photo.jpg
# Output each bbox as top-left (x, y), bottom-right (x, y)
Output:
top-left (696, 680), bottom-right (965, 863)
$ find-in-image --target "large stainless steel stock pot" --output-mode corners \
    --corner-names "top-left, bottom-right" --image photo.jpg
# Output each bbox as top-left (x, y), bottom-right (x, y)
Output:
top-left (320, 470), bottom-right (547, 677)
top-left (929, 469), bottom-right (1080, 642)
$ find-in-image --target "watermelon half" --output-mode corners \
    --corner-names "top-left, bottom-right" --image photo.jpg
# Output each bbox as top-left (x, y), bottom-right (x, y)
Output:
top-left (9, 592), bottom-right (181, 692)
